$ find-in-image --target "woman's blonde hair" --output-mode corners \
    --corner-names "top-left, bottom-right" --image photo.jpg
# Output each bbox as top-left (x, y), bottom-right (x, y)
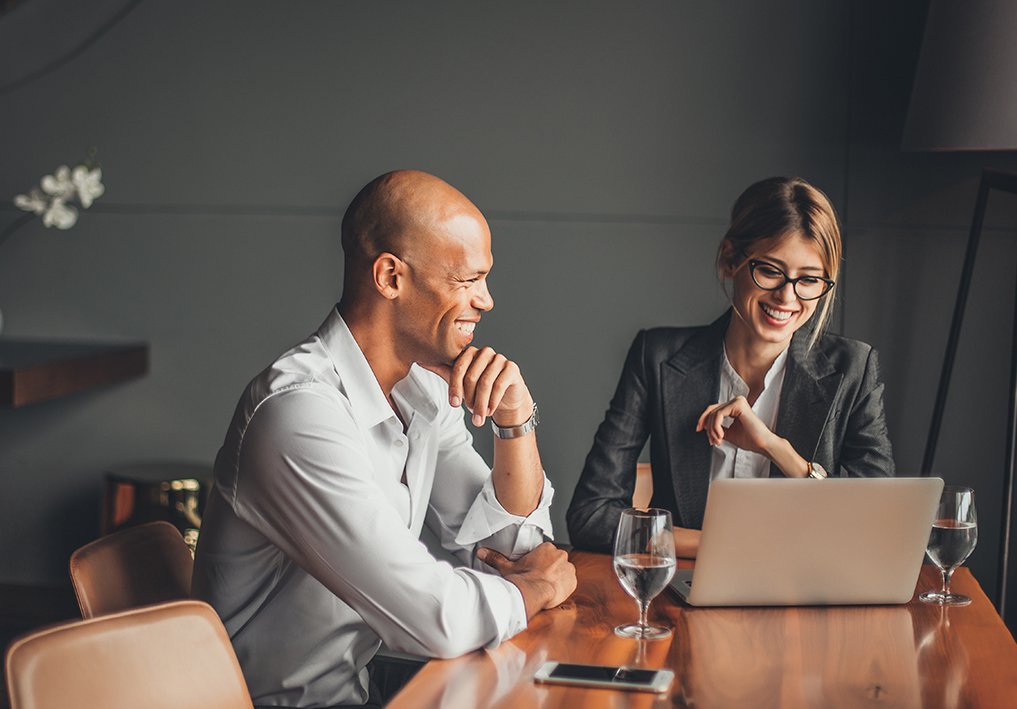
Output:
top-left (716, 176), bottom-right (842, 347)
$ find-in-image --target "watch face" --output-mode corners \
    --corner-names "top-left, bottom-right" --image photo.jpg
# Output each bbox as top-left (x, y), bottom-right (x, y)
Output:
top-left (810, 462), bottom-right (828, 479)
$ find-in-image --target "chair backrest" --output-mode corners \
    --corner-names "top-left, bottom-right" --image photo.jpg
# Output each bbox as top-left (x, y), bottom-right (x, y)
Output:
top-left (69, 520), bottom-right (193, 618)
top-left (4, 600), bottom-right (253, 709)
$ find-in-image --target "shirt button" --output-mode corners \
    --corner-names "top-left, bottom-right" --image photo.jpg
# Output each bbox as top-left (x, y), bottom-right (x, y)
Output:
top-left (394, 439), bottom-right (405, 447)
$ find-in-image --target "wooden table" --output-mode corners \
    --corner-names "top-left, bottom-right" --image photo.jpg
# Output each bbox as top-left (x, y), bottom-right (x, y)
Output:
top-left (387, 551), bottom-right (1017, 708)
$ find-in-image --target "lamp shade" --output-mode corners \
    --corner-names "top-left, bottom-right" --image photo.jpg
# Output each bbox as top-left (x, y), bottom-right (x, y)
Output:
top-left (902, 1), bottom-right (1017, 152)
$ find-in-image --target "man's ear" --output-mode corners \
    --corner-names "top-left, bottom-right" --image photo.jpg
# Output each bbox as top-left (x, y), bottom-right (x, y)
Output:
top-left (373, 252), bottom-right (404, 299)
top-left (718, 240), bottom-right (740, 277)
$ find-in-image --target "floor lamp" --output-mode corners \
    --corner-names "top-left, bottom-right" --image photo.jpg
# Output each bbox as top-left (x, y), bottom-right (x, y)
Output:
top-left (902, 2), bottom-right (1017, 623)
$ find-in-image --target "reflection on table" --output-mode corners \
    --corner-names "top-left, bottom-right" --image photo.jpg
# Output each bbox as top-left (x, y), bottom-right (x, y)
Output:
top-left (680, 605), bottom-right (920, 707)
top-left (387, 551), bottom-right (1017, 709)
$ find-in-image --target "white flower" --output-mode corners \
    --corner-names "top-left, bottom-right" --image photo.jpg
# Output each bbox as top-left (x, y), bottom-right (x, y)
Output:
top-left (42, 198), bottom-right (78, 229)
top-left (9, 154), bottom-right (104, 238)
top-left (14, 188), bottom-right (49, 215)
top-left (40, 165), bottom-right (76, 199)
top-left (72, 166), bottom-right (105, 209)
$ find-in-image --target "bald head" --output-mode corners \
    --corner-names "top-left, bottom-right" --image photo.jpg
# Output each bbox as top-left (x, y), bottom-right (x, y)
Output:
top-left (340, 170), bottom-right (484, 278)
top-left (337, 170), bottom-right (496, 386)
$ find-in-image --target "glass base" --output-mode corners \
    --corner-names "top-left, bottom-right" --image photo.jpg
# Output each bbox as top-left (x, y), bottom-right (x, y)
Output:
top-left (614, 623), bottom-right (672, 640)
top-left (919, 590), bottom-right (972, 606)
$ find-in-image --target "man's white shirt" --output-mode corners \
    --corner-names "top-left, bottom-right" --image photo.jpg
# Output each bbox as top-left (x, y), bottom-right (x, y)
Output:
top-left (192, 308), bottom-right (553, 707)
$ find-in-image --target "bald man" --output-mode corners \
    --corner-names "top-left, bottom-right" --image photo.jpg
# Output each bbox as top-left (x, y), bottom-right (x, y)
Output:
top-left (192, 171), bottom-right (575, 709)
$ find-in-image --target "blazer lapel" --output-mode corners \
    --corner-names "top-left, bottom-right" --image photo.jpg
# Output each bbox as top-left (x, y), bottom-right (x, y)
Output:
top-left (771, 330), bottom-right (842, 477)
top-left (661, 313), bottom-right (727, 528)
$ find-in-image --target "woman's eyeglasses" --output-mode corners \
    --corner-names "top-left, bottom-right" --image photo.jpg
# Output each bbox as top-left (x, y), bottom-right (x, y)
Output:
top-left (748, 259), bottom-right (835, 301)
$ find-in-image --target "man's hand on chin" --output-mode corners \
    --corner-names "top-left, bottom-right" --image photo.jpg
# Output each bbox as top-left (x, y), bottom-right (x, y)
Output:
top-left (420, 346), bottom-right (533, 427)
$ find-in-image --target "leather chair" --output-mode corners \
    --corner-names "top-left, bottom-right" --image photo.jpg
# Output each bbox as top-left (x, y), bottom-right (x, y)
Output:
top-left (4, 600), bottom-right (253, 709)
top-left (69, 520), bottom-right (193, 619)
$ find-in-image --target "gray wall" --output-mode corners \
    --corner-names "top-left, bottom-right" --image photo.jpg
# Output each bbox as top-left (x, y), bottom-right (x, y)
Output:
top-left (2, 1), bottom-right (1016, 612)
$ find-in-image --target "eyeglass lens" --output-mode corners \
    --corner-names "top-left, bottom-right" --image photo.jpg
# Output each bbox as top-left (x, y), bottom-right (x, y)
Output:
top-left (750, 261), bottom-right (832, 300)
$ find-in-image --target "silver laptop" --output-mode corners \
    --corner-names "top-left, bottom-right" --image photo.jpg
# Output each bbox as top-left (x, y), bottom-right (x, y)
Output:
top-left (670, 477), bottom-right (944, 606)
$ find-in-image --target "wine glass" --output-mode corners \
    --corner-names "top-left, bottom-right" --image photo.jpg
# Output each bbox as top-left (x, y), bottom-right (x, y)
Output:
top-left (613, 508), bottom-right (676, 639)
top-left (920, 486), bottom-right (977, 606)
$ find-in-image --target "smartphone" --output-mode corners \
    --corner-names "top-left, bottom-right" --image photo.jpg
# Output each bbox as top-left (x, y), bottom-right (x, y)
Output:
top-left (533, 661), bottom-right (674, 693)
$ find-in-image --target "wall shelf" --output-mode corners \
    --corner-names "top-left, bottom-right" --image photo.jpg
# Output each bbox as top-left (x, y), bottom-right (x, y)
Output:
top-left (0, 339), bottom-right (148, 408)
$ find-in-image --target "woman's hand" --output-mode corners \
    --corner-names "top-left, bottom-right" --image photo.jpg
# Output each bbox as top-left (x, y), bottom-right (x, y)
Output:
top-left (674, 527), bottom-right (701, 559)
top-left (696, 396), bottom-right (778, 455)
top-left (696, 396), bottom-right (809, 477)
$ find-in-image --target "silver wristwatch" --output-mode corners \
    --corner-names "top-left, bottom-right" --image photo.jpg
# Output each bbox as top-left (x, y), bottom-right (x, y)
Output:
top-left (491, 402), bottom-right (540, 439)
top-left (807, 461), bottom-right (828, 479)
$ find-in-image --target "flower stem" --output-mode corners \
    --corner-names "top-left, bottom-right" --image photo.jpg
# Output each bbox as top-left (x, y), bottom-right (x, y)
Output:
top-left (0, 213), bottom-right (35, 250)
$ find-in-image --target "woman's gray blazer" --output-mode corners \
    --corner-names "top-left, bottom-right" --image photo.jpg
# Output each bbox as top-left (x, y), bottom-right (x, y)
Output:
top-left (566, 310), bottom-right (895, 553)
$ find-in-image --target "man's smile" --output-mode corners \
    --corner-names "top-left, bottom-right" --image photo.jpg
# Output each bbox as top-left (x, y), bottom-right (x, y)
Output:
top-left (454, 319), bottom-right (478, 342)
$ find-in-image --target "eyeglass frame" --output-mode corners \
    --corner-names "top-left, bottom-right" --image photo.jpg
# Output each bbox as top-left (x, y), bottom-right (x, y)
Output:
top-left (746, 259), bottom-right (836, 301)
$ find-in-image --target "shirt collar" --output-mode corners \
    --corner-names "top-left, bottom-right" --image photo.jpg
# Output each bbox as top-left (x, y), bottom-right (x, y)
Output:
top-left (318, 307), bottom-right (441, 430)
top-left (721, 344), bottom-right (790, 393)
top-left (763, 347), bottom-right (790, 389)
top-left (393, 365), bottom-right (440, 425)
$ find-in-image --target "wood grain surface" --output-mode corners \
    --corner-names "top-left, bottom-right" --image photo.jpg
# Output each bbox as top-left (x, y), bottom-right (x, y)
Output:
top-left (387, 551), bottom-right (1017, 708)
top-left (0, 340), bottom-right (148, 407)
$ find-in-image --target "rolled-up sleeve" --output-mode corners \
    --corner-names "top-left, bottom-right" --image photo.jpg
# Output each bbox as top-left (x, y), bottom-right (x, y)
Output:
top-left (424, 400), bottom-right (554, 565)
top-left (454, 480), bottom-right (554, 643)
top-left (455, 476), bottom-right (554, 555)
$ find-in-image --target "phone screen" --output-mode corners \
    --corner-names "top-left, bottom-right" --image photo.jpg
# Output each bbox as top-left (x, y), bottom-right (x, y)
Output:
top-left (548, 663), bottom-right (659, 685)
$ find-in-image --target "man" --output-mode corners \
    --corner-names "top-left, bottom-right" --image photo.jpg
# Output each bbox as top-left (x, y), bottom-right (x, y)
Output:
top-left (192, 170), bottom-right (576, 708)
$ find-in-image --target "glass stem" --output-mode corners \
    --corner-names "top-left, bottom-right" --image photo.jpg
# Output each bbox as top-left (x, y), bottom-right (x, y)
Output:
top-left (638, 599), bottom-right (650, 630)
top-left (940, 566), bottom-right (956, 597)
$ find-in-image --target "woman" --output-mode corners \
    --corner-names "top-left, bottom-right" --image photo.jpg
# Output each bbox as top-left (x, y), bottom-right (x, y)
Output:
top-left (566, 176), bottom-right (894, 558)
